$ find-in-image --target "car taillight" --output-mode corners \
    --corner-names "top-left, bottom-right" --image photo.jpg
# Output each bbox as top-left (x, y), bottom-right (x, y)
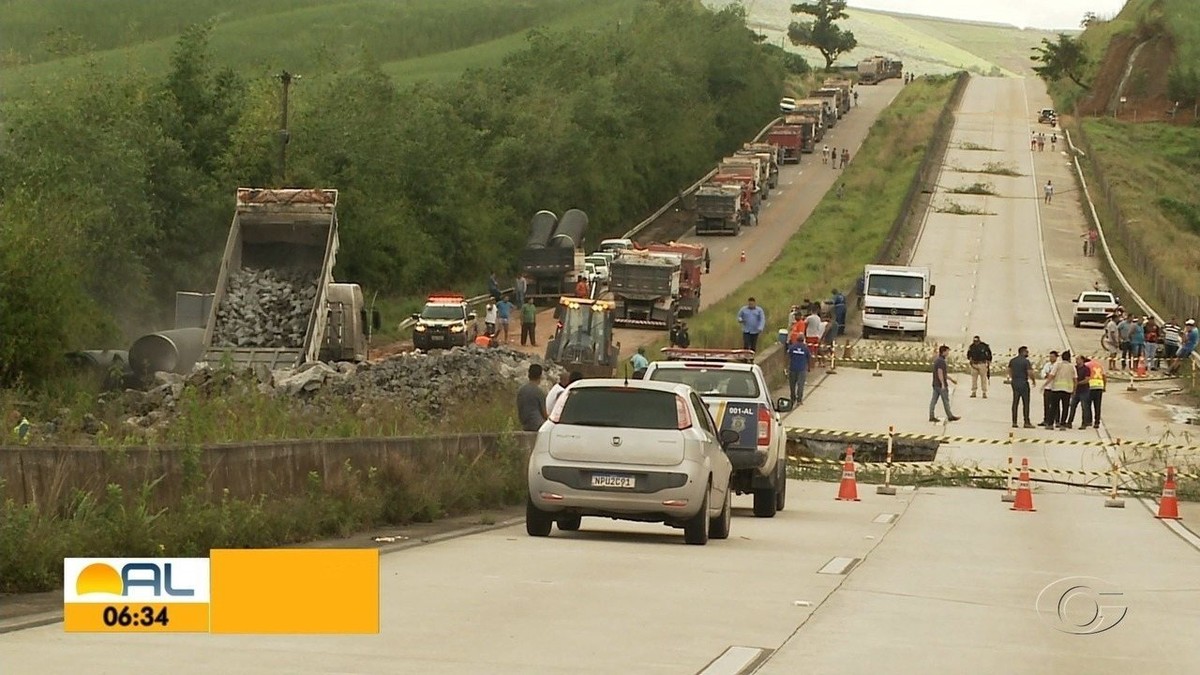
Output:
top-left (757, 405), bottom-right (771, 446)
top-left (676, 396), bottom-right (694, 430)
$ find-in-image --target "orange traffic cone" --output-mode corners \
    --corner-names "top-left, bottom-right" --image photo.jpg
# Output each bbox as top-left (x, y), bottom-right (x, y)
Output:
top-left (1135, 356), bottom-right (1148, 379)
top-left (1010, 457), bottom-right (1036, 512)
top-left (836, 446), bottom-right (861, 501)
top-left (1155, 466), bottom-right (1182, 520)
top-left (740, 250), bottom-right (746, 263)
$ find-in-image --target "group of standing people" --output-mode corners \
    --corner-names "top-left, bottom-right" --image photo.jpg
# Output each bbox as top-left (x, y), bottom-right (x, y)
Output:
top-left (820, 145), bottom-right (851, 169)
top-left (1030, 130), bottom-right (1056, 152)
top-left (516, 365), bottom-right (585, 431)
top-left (1103, 312), bottom-right (1198, 375)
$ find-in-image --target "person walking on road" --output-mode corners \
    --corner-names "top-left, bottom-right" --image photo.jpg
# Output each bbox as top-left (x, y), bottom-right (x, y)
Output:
top-left (1129, 317), bottom-right (1146, 367)
top-left (737, 297), bottom-right (766, 352)
top-left (803, 304), bottom-right (823, 356)
top-left (1144, 317), bottom-right (1160, 370)
top-left (514, 273), bottom-right (527, 308)
top-left (830, 147), bottom-right (838, 169)
top-left (517, 364), bottom-right (548, 432)
top-left (822, 145), bottom-right (829, 165)
top-left (484, 300), bottom-right (498, 336)
top-left (1162, 317), bottom-right (1183, 365)
top-left (967, 335), bottom-right (993, 399)
top-left (1117, 314), bottom-right (1134, 369)
top-left (786, 336), bottom-right (812, 405)
top-left (1043, 180), bottom-right (1054, 204)
top-left (519, 297), bottom-right (538, 347)
top-left (1039, 351), bottom-right (1060, 427)
top-left (854, 90), bottom-right (859, 106)
top-left (841, 148), bottom-right (850, 168)
top-left (1007, 346), bottom-right (1036, 428)
top-left (1066, 354), bottom-right (1093, 429)
top-left (1050, 350), bottom-right (1076, 429)
top-left (1086, 356), bottom-right (1106, 428)
top-left (929, 345), bottom-right (960, 423)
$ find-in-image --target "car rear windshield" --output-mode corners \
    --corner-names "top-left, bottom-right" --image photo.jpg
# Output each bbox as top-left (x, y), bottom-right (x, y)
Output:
top-left (648, 368), bottom-right (761, 399)
top-left (1080, 294), bottom-right (1112, 303)
top-left (558, 388), bottom-right (679, 430)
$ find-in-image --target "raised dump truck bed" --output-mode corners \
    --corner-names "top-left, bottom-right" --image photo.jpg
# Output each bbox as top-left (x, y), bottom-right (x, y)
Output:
top-left (201, 188), bottom-right (340, 370)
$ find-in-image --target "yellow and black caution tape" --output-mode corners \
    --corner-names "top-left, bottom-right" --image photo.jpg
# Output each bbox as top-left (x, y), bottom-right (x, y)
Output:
top-left (785, 426), bottom-right (1200, 452)
top-left (786, 455), bottom-right (1200, 481)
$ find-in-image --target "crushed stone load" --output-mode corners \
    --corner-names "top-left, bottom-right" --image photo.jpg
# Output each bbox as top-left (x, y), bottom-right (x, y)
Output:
top-left (119, 345), bottom-right (564, 433)
top-left (213, 267), bottom-right (318, 348)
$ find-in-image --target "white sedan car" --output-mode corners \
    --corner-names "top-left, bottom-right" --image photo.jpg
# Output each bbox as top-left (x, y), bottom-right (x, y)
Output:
top-left (527, 379), bottom-right (738, 545)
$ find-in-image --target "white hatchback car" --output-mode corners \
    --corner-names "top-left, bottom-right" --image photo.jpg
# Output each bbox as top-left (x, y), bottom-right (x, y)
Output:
top-left (527, 379), bottom-right (738, 545)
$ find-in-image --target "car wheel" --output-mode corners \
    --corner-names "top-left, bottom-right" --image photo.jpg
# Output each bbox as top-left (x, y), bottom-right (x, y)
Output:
top-left (753, 486), bottom-right (778, 518)
top-left (861, 327), bottom-right (871, 340)
top-left (526, 495), bottom-right (553, 537)
top-left (775, 466), bottom-right (788, 512)
top-left (709, 487), bottom-right (731, 540)
top-left (683, 484), bottom-right (710, 545)
top-left (557, 514), bottom-right (581, 531)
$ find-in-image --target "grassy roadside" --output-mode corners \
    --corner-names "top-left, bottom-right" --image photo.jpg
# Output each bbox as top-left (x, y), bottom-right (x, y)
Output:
top-left (0, 435), bottom-right (529, 593)
top-left (674, 74), bottom-right (963, 349)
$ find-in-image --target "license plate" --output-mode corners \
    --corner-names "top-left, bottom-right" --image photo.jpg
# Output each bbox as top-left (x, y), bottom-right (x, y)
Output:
top-left (431, 335), bottom-right (444, 341)
top-left (886, 321), bottom-right (902, 328)
top-left (591, 474), bottom-right (636, 489)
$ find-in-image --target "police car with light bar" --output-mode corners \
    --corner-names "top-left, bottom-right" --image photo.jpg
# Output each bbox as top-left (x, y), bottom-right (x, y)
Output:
top-left (411, 294), bottom-right (478, 349)
top-left (643, 348), bottom-right (792, 517)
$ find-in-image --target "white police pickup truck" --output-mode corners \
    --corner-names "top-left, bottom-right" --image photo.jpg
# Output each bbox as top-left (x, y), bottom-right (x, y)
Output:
top-left (644, 349), bottom-right (792, 517)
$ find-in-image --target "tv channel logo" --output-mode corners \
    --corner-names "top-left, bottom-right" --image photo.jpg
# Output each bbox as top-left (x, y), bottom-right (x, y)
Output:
top-left (1036, 576), bottom-right (1127, 635)
top-left (64, 558), bottom-right (210, 603)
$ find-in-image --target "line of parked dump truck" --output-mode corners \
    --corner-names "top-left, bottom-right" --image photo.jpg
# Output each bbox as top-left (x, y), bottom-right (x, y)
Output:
top-left (857, 55), bottom-right (903, 84)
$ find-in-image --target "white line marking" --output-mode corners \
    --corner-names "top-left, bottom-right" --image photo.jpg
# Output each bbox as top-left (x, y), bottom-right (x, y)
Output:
top-left (817, 556), bottom-right (861, 575)
top-left (696, 646), bottom-right (769, 675)
top-left (873, 513), bottom-right (898, 524)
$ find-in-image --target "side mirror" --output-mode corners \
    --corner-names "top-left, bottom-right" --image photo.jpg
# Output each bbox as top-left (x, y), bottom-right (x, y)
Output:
top-left (1071, 298), bottom-right (1078, 303)
top-left (718, 429), bottom-right (741, 447)
top-left (410, 313), bottom-right (420, 320)
top-left (775, 398), bottom-right (793, 413)
top-left (372, 310), bottom-right (382, 330)
top-left (928, 284), bottom-right (936, 297)
top-left (468, 312), bottom-right (477, 320)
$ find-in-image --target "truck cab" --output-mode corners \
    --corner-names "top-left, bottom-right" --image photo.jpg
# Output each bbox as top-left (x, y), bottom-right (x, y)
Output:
top-left (411, 294), bottom-right (477, 349)
top-left (860, 264), bottom-right (935, 341)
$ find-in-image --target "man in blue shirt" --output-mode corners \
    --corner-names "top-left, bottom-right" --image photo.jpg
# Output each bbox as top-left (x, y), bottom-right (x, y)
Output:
top-left (495, 295), bottom-right (515, 343)
top-left (1168, 319), bottom-right (1199, 376)
top-left (786, 338), bottom-right (811, 405)
top-left (737, 297), bottom-right (766, 351)
top-left (630, 347), bottom-right (649, 379)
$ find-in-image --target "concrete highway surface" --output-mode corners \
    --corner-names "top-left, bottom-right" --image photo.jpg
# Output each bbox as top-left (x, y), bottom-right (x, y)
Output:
top-left (6, 77), bottom-right (1200, 674)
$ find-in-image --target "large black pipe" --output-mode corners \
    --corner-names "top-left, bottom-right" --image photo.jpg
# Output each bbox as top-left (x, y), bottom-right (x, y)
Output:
top-left (526, 210), bottom-right (558, 249)
top-left (129, 328), bottom-right (205, 378)
top-left (551, 208), bottom-right (588, 249)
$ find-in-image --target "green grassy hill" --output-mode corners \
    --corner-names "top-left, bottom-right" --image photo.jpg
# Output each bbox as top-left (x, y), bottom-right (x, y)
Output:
top-left (0, 0), bottom-right (639, 96)
top-left (706, 0), bottom-right (1062, 76)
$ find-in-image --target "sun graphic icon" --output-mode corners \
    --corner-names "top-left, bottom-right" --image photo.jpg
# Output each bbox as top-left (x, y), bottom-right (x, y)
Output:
top-left (76, 563), bottom-right (123, 596)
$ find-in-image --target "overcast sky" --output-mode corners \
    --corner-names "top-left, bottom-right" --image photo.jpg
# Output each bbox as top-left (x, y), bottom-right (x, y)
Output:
top-left (848, 0), bottom-right (1129, 30)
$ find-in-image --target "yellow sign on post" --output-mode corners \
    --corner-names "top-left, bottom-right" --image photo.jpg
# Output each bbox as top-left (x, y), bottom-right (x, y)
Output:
top-left (209, 549), bottom-right (379, 634)
top-left (63, 558), bottom-right (211, 633)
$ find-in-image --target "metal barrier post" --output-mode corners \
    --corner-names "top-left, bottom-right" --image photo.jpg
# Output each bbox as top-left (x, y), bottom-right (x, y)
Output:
top-left (872, 360), bottom-right (882, 377)
top-left (1104, 450), bottom-right (1126, 508)
top-left (828, 342), bottom-right (838, 374)
top-left (877, 425), bottom-right (897, 495)
top-left (1001, 440), bottom-right (1016, 503)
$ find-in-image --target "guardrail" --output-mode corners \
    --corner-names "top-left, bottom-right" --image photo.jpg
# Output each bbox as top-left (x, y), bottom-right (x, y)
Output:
top-left (1064, 127), bottom-right (1200, 381)
top-left (621, 116), bottom-right (783, 240)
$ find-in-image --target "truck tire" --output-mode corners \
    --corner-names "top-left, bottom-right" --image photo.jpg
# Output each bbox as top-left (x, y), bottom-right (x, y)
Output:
top-left (1073, 316), bottom-right (1081, 328)
top-left (683, 484), bottom-right (710, 545)
top-left (526, 496), bottom-right (553, 537)
top-left (861, 326), bottom-right (871, 340)
top-left (753, 487), bottom-right (778, 518)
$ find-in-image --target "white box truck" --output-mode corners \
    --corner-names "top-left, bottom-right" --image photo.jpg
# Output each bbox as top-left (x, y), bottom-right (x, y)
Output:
top-left (860, 265), bottom-right (935, 340)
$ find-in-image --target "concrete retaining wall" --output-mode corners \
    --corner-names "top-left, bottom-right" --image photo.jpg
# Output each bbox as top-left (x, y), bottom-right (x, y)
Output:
top-left (1, 433), bottom-right (536, 510)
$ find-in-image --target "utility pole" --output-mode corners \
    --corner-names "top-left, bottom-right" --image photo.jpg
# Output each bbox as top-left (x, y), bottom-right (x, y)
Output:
top-left (277, 70), bottom-right (299, 186)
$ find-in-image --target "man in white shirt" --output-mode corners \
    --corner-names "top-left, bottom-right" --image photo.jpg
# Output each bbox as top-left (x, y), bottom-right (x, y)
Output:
top-left (1038, 351), bottom-right (1059, 428)
top-left (484, 301), bottom-right (498, 335)
top-left (545, 371), bottom-right (583, 414)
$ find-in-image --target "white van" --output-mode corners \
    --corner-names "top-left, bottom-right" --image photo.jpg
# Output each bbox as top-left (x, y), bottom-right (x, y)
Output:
top-left (860, 264), bottom-right (935, 340)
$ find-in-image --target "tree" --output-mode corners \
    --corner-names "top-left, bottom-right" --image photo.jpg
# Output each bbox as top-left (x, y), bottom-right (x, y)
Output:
top-left (1031, 34), bottom-right (1090, 90)
top-left (788, 1), bottom-right (857, 71)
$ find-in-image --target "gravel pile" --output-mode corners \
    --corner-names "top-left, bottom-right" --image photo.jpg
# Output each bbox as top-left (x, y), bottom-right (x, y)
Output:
top-left (213, 267), bottom-right (318, 348)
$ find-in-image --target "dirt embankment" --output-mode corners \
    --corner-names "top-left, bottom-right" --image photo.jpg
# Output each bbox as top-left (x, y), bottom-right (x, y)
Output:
top-left (1077, 24), bottom-right (1182, 123)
